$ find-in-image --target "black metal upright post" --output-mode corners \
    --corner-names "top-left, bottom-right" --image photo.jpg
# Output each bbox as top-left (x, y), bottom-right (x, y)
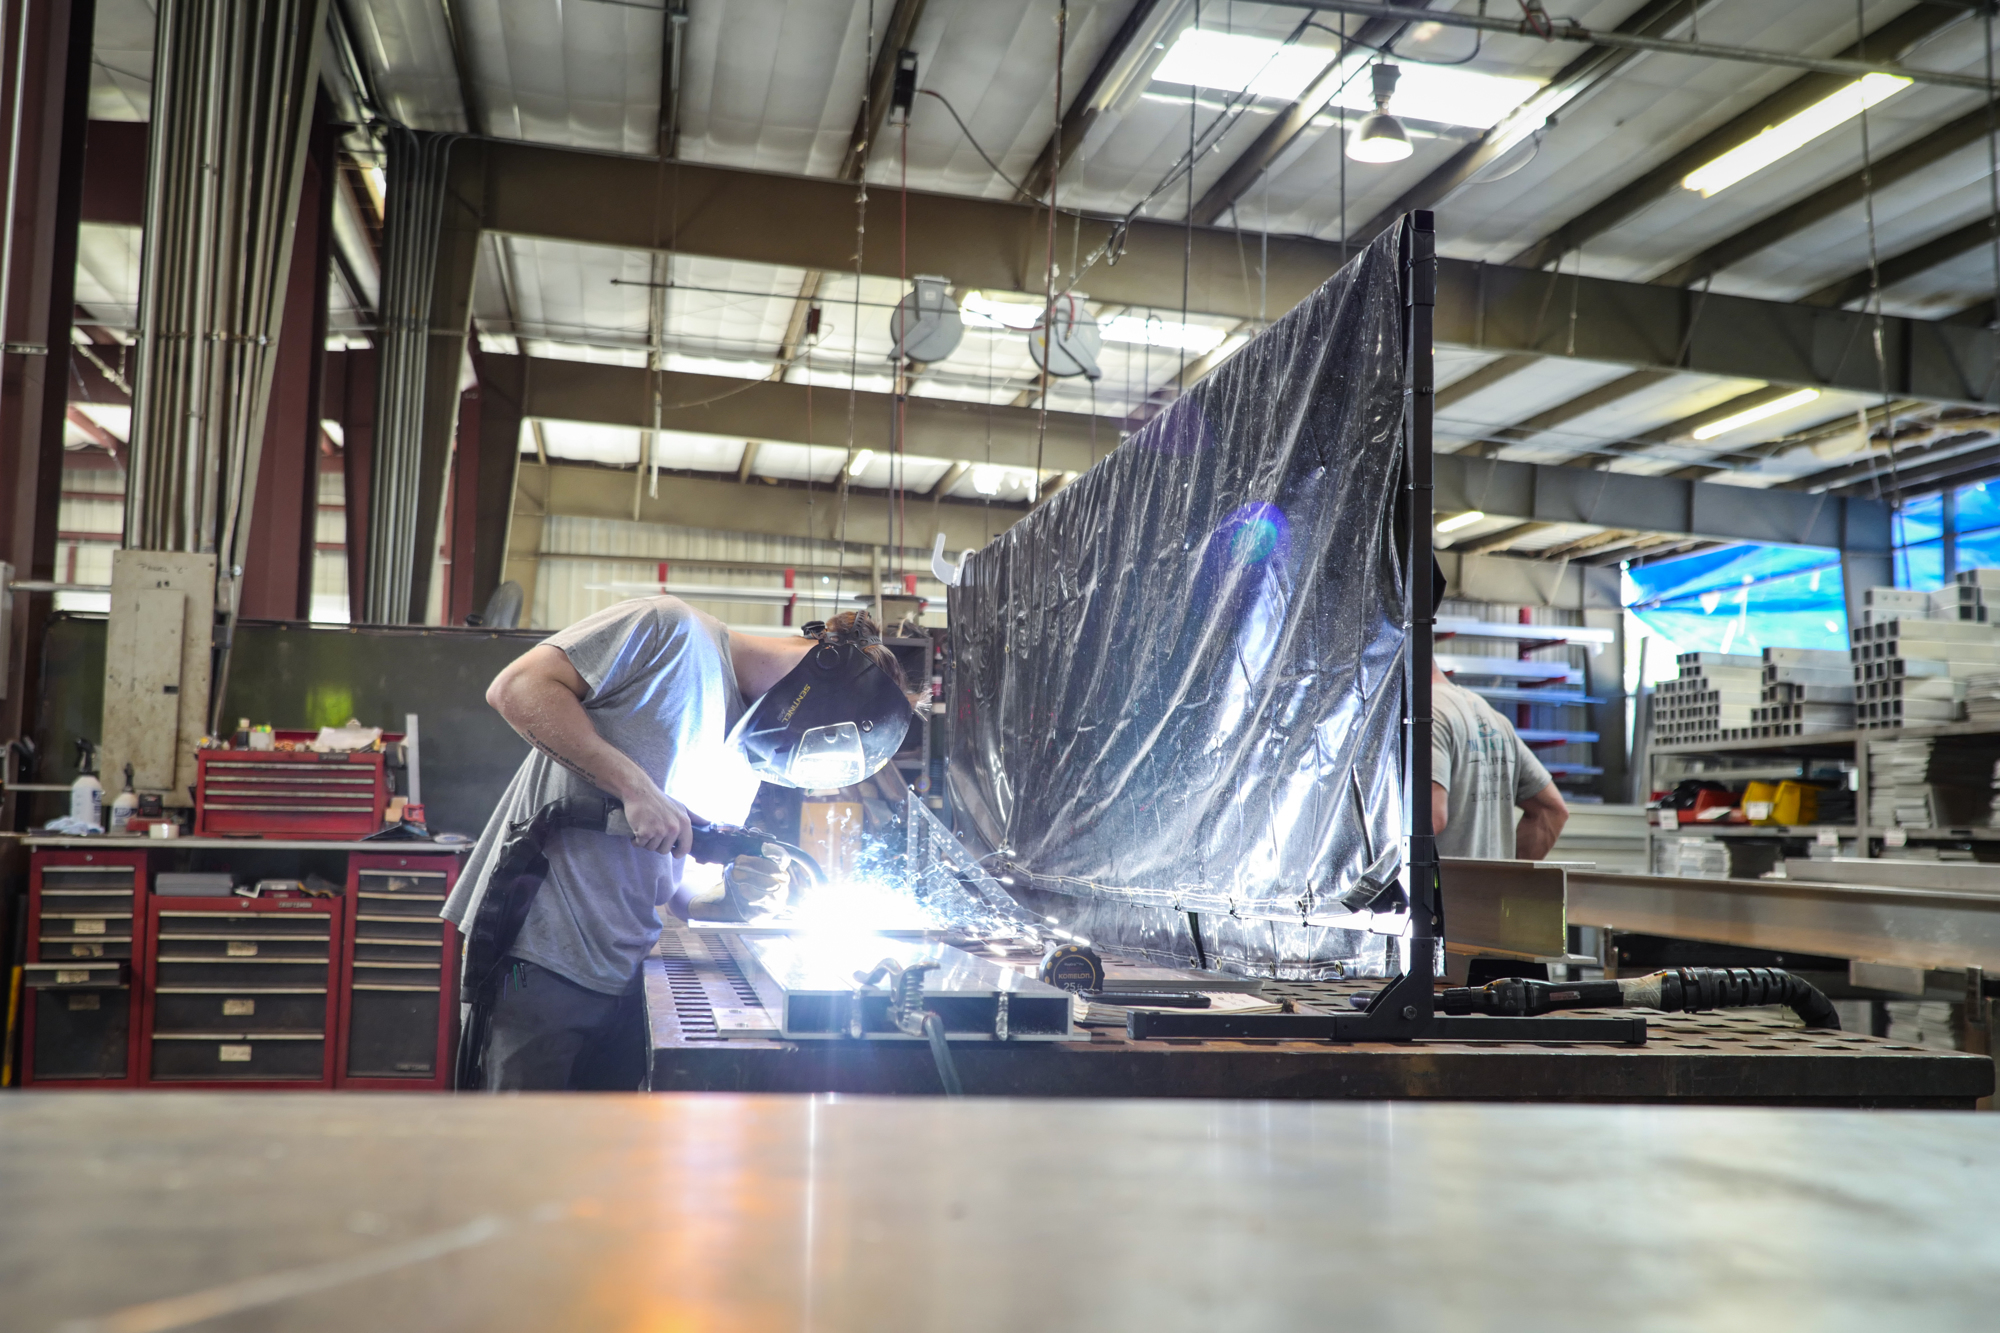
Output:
top-left (1127, 213), bottom-right (1646, 1046)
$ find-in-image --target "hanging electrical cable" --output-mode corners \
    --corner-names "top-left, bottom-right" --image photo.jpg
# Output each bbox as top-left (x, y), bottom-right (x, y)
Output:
top-left (837, 0), bottom-right (878, 616)
top-left (1066, 11), bottom-right (1337, 298)
top-left (1035, 0), bottom-right (1068, 490)
top-left (1854, 0), bottom-right (1901, 508)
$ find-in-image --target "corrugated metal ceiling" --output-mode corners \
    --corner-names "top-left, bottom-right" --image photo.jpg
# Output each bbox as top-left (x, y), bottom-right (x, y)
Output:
top-left (78, 0), bottom-right (2000, 563)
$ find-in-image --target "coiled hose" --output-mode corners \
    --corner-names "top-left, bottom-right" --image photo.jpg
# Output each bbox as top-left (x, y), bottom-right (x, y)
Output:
top-left (1437, 966), bottom-right (1841, 1029)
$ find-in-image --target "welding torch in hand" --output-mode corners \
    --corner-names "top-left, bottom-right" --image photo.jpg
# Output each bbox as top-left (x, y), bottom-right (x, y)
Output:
top-left (594, 799), bottom-right (827, 885)
top-left (456, 795), bottom-right (826, 1089)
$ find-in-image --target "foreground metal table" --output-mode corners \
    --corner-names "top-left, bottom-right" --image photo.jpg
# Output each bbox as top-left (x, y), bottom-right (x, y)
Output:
top-left (7, 1093), bottom-right (1999, 1332)
top-left (647, 938), bottom-right (1994, 1107)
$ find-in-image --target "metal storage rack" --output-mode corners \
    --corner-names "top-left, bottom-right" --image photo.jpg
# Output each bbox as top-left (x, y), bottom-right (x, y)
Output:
top-left (1645, 718), bottom-right (2000, 865)
top-left (1436, 616), bottom-right (1613, 781)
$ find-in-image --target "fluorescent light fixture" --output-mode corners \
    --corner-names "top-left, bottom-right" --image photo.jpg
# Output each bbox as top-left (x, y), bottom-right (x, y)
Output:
top-left (848, 448), bottom-right (874, 476)
top-left (1328, 61), bottom-right (1540, 131)
top-left (1152, 29), bottom-right (1330, 101)
top-left (959, 291), bottom-right (1045, 330)
top-left (1100, 314), bottom-right (1228, 354)
top-left (1690, 388), bottom-right (1821, 441)
top-left (1683, 74), bottom-right (1910, 198)
top-left (970, 465), bottom-right (1002, 496)
top-left (1435, 510), bottom-right (1485, 533)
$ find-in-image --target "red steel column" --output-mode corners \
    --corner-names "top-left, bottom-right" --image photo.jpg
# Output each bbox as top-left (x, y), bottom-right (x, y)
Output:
top-left (0, 0), bottom-right (97, 824)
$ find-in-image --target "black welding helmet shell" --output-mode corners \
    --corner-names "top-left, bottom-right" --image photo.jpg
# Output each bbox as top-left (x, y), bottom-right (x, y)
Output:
top-left (728, 627), bottom-right (913, 789)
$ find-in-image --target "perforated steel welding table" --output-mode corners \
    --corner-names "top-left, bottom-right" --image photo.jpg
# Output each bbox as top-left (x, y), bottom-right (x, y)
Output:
top-left (646, 937), bottom-right (1994, 1108)
top-left (10, 1094), bottom-right (2000, 1331)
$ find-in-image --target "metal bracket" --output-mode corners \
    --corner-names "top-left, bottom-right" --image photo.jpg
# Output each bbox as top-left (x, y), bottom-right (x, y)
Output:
top-left (854, 957), bottom-right (940, 1037)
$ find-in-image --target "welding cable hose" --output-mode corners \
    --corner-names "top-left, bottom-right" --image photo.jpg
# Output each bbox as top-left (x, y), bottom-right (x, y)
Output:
top-left (1436, 966), bottom-right (1841, 1030)
top-left (921, 1010), bottom-right (965, 1097)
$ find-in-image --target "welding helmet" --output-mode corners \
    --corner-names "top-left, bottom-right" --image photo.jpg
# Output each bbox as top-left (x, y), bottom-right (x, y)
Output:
top-left (728, 621), bottom-right (914, 789)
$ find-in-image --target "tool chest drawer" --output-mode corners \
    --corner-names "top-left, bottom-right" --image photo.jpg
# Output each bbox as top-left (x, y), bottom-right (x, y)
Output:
top-left (149, 1033), bottom-right (327, 1081)
top-left (142, 897), bottom-right (340, 1087)
top-left (339, 856), bottom-right (458, 1088)
top-left (152, 990), bottom-right (327, 1034)
top-left (195, 751), bottom-right (385, 837)
top-left (23, 852), bottom-right (148, 1086)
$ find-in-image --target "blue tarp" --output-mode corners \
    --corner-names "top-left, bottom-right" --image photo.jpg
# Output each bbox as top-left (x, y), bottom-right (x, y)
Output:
top-left (1626, 543), bottom-right (1847, 654)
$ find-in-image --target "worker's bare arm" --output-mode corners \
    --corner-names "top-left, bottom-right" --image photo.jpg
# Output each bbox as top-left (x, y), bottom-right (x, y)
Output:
top-left (486, 645), bottom-right (693, 855)
top-left (1431, 781), bottom-right (1449, 836)
top-left (1514, 783), bottom-right (1568, 861)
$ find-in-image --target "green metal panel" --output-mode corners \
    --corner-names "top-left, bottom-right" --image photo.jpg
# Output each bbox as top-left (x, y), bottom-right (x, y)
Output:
top-left (30, 616), bottom-right (540, 839)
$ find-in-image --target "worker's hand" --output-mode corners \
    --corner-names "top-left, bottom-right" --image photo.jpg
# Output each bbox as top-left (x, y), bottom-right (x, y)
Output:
top-left (620, 785), bottom-right (693, 857)
top-left (724, 845), bottom-right (792, 913)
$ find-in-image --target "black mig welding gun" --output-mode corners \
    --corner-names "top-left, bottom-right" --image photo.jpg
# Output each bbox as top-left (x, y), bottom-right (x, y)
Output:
top-left (1425, 966), bottom-right (1841, 1029)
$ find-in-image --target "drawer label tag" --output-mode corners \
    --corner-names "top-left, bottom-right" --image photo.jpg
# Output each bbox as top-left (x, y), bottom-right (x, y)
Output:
top-left (227, 941), bottom-right (259, 957)
top-left (218, 1044), bottom-right (253, 1062)
top-left (222, 998), bottom-right (256, 1017)
top-left (68, 993), bottom-right (101, 1011)
top-left (70, 943), bottom-right (104, 957)
top-left (73, 918), bottom-right (105, 935)
top-left (55, 969), bottom-right (89, 984)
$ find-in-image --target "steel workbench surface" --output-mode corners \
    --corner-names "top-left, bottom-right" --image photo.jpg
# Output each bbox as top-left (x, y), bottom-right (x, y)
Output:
top-left (646, 946), bottom-right (1995, 1107)
top-left (7, 1093), bottom-right (2000, 1331)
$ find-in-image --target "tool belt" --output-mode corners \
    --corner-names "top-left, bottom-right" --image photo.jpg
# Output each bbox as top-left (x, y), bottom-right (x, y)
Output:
top-left (454, 797), bottom-right (614, 1090)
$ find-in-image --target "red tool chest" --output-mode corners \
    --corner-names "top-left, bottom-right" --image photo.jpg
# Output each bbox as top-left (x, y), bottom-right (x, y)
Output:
top-left (139, 894), bottom-right (344, 1088)
top-left (195, 750), bottom-right (386, 838)
top-left (20, 850), bottom-right (149, 1086)
top-left (337, 853), bottom-right (460, 1090)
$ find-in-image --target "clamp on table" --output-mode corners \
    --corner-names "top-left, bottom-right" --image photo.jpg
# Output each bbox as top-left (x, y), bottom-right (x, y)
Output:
top-left (853, 958), bottom-right (964, 1096)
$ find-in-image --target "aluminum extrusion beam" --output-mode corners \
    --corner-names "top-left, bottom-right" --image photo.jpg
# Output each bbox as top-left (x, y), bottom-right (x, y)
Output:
top-left (1567, 868), bottom-right (2000, 974)
top-left (475, 144), bottom-right (2000, 405)
top-left (1435, 452), bottom-right (1892, 551)
top-left (504, 354), bottom-right (1109, 472)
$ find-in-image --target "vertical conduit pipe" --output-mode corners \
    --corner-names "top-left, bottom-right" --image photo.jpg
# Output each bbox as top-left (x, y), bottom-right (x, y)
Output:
top-left (364, 128), bottom-right (455, 623)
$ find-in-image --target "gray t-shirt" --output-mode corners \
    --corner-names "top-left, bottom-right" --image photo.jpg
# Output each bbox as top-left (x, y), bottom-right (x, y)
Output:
top-left (442, 597), bottom-right (763, 993)
top-left (1431, 676), bottom-right (1553, 861)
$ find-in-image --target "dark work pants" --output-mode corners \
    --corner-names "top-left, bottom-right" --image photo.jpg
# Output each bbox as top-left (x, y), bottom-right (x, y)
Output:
top-left (481, 958), bottom-right (650, 1092)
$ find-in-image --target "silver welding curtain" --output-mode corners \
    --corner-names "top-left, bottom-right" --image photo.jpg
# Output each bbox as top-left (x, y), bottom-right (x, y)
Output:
top-left (126, 0), bottom-right (328, 566)
top-left (947, 229), bottom-right (1407, 966)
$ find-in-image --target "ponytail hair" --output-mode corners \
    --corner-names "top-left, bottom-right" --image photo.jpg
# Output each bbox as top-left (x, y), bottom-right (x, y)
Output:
top-left (805, 610), bottom-right (907, 690)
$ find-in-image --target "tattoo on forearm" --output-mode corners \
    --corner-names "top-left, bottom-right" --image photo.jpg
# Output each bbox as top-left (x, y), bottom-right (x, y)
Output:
top-left (518, 725), bottom-right (616, 794)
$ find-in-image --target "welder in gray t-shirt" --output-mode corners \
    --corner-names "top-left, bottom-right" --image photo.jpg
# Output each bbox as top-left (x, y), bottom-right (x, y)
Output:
top-left (445, 598), bottom-right (764, 991)
top-left (445, 597), bottom-right (914, 1092)
top-left (1429, 661), bottom-right (1568, 861)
